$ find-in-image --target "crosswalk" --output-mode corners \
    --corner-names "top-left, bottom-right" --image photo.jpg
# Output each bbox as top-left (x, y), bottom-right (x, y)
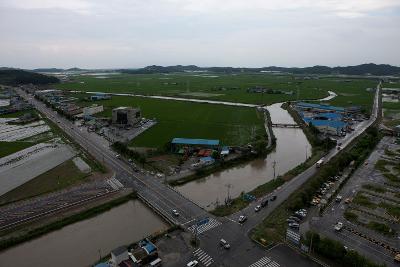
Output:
top-left (193, 248), bottom-right (213, 266)
top-left (187, 218), bottom-right (222, 235)
top-left (249, 257), bottom-right (280, 267)
top-left (106, 177), bottom-right (124, 190)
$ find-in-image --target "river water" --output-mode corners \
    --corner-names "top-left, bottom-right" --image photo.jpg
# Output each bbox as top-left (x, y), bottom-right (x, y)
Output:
top-left (0, 99), bottom-right (311, 266)
top-left (0, 200), bottom-right (168, 267)
top-left (175, 103), bottom-right (311, 210)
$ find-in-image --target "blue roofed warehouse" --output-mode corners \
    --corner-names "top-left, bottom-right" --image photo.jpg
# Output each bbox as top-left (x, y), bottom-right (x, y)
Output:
top-left (171, 138), bottom-right (220, 153)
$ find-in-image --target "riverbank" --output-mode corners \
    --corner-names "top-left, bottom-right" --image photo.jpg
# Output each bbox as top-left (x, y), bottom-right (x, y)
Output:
top-left (0, 190), bottom-right (137, 251)
top-left (210, 103), bottom-right (320, 216)
top-left (250, 127), bottom-right (381, 247)
top-left (169, 108), bottom-right (275, 187)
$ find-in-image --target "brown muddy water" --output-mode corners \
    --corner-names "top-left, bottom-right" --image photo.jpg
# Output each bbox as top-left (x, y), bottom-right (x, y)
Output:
top-left (0, 200), bottom-right (168, 267)
top-left (175, 103), bottom-right (311, 210)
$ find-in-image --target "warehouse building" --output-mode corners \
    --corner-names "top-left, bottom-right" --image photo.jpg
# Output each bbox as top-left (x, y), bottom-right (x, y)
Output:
top-left (308, 120), bottom-right (346, 136)
top-left (83, 104), bottom-right (103, 117)
top-left (112, 107), bottom-right (141, 127)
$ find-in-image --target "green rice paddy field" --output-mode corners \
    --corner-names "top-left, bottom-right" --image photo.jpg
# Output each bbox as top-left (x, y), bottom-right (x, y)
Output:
top-left (63, 73), bottom-right (378, 148)
top-left (57, 73), bottom-right (377, 108)
top-left (381, 82), bottom-right (400, 127)
top-left (81, 96), bottom-right (265, 148)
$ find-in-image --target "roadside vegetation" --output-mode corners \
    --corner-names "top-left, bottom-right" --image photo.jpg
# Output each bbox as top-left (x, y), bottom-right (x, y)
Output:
top-left (250, 127), bottom-right (380, 246)
top-left (303, 231), bottom-right (386, 267)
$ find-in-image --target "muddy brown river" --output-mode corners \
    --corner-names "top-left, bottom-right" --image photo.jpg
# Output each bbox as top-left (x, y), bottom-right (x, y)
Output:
top-left (0, 200), bottom-right (168, 267)
top-left (175, 103), bottom-right (311, 210)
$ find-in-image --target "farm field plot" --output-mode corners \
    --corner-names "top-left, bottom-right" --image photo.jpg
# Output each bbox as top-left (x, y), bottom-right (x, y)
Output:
top-left (57, 73), bottom-right (376, 106)
top-left (0, 158), bottom-right (88, 205)
top-left (56, 73), bottom-right (321, 104)
top-left (0, 141), bottom-right (36, 158)
top-left (80, 96), bottom-right (265, 148)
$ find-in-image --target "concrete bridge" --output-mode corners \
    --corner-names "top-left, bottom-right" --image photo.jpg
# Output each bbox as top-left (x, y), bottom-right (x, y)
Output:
top-left (271, 123), bottom-right (300, 128)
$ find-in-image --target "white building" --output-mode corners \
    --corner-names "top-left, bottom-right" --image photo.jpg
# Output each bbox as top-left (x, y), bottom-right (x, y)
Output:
top-left (83, 104), bottom-right (103, 116)
top-left (111, 246), bottom-right (129, 266)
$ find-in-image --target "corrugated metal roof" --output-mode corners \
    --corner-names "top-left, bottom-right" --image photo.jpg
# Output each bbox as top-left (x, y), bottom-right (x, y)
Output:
top-left (315, 112), bottom-right (342, 120)
top-left (296, 102), bottom-right (345, 112)
top-left (309, 120), bottom-right (346, 129)
top-left (172, 138), bottom-right (220, 146)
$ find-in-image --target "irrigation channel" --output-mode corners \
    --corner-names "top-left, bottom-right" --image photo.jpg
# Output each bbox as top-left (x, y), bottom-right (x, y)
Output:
top-left (0, 94), bottom-right (317, 266)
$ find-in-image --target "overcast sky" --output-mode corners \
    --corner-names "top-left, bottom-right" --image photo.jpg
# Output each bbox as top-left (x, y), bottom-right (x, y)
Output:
top-left (1, 0), bottom-right (399, 69)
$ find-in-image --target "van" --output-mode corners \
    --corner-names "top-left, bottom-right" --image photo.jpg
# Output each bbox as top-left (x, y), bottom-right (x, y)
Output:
top-left (220, 239), bottom-right (230, 249)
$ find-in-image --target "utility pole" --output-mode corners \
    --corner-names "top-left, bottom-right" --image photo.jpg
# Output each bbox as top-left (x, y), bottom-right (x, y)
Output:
top-left (272, 160), bottom-right (277, 179)
top-left (305, 144), bottom-right (308, 160)
top-left (225, 184), bottom-right (232, 203)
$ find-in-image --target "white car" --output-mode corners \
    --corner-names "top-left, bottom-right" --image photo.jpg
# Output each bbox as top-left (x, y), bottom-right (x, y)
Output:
top-left (334, 222), bottom-right (343, 231)
top-left (187, 260), bottom-right (199, 267)
top-left (238, 215), bottom-right (247, 223)
top-left (172, 209), bottom-right (179, 217)
top-left (254, 205), bottom-right (261, 212)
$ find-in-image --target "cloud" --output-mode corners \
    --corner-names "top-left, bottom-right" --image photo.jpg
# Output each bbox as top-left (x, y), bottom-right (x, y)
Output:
top-left (0, 0), bottom-right (399, 68)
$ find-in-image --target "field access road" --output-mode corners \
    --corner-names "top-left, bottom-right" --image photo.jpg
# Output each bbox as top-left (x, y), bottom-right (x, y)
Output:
top-left (15, 82), bottom-right (380, 267)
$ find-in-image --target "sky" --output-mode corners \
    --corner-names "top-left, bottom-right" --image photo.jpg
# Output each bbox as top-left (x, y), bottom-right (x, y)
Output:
top-left (0, 0), bottom-right (399, 69)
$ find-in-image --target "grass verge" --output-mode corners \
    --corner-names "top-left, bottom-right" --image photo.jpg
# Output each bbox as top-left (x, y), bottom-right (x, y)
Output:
top-left (250, 127), bottom-right (380, 246)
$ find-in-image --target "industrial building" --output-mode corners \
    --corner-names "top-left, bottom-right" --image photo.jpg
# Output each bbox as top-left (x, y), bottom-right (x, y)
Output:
top-left (296, 102), bottom-right (345, 113)
top-left (295, 102), bottom-right (361, 115)
top-left (90, 93), bottom-right (111, 101)
top-left (112, 107), bottom-right (141, 127)
top-left (83, 104), bottom-right (103, 117)
top-left (171, 138), bottom-right (220, 152)
top-left (308, 120), bottom-right (346, 135)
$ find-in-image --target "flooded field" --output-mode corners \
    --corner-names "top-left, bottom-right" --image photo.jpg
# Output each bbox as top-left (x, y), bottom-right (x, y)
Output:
top-left (0, 200), bottom-right (168, 267)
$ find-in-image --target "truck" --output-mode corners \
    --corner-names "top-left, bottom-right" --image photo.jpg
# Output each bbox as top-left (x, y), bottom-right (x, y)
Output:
top-left (316, 158), bottom-right (324, 168)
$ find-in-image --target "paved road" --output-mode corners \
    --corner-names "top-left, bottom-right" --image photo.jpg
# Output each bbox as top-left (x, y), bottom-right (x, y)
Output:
top-left (15, 83), bottom-right (380, 267)
top-left (311, 136), bottom-right (399, 267)
top-left (18, 89), bottom-right (208, 226)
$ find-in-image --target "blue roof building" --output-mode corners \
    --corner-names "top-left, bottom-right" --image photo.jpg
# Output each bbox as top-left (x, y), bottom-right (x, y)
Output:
top-left (314, 112), bottom-right (342, 120)
top-left (171, 138), bottom-right (220, 146)
top-left (308, 120), bottom-right (346, 135)
top-left (296, 102), bottom-right (345, 113)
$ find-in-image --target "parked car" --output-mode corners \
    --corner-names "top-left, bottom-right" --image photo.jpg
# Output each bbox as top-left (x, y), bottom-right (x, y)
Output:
top-left (187, 260), bottom-right (199, 267)
top-left (255, 205), bottom-right (262, 212)
top-left (394, 253), bottom-right (400, 262)
top-left (115, 154), bottom-right (121, 159)
top-left (344, 198), bottom-right (352, 204)
top-left (172, 209), bottom-right (179, 217)
top-left (261, 199), bottom-right (268, 207)
top-left (334, 222), bottom-right (343, 231)
top-left (220, 239), bottom-right (231, 249)
top-left (238, 215), bottom-right (247, 223)
top-left (270, 195), bottom-right (277, 201)
top-left (289, 216), bottom-right (301, 222)
top-left (335, 195), bottom-right (342, 202)
top-left (288, 222), bottom-right (300, 229)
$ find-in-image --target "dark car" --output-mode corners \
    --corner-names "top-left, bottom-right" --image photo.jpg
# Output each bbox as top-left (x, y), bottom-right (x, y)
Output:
top-left (270, 195), bottom-right (277, 201)
top-left (261, 199), bottom-right (268, 207)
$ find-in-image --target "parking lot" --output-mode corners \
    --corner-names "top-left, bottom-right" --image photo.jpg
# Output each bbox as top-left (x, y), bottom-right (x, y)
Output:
top-left (310, 136), bottom-right (400, 267)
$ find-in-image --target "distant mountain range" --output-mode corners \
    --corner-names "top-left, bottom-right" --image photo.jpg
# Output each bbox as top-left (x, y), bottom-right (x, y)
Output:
top-left (0, 69), bottom-right (59, 85)
top-left (119, 63), bottom-right (400, 76)
top-left (33, 67), bottom-right (86, 72)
